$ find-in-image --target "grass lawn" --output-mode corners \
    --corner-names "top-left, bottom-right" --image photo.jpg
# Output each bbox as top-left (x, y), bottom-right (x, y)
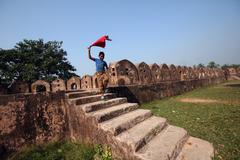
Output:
top-left (9, 140), bottom-right (96, 160)
top-left (141, 80), bottom-right (240, 160)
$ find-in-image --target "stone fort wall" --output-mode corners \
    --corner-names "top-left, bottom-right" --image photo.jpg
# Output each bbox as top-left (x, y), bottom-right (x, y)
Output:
top-left (0, 59), bottom-right (231, 95)
top-left (0, 92), bottom-right (71, 158)
top-left (0, 59), bottom-right (233, 158)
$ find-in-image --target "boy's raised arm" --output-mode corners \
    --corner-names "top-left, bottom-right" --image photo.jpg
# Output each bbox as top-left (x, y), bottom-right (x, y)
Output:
top-left (88, 47), bottom-right (95, 61)
top-left (105, 62), bottom-right (109, 70)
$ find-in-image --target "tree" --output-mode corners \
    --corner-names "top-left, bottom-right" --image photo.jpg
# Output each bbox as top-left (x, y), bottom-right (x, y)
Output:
top-left (207, 61), bottom-right (220, 68)
top-left (197, 63), bottom-right (205, 68)
top-left (221, 64), bottom-right (240, 69)
top-left (0, 39), bottom-right (77, 87)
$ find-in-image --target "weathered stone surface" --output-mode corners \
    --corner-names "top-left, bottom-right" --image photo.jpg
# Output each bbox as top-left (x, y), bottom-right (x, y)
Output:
top-left (92, 73), bottom-right (99, 89)
top-left (169, 64), bottom-right (180, 81)
top-left (135, 62), bottom-right (153, 84)
top-left (176, 137), bottom-right (214, 160)
top-left (67, 76), bottom-right (81, 91)
top-left (159, 64), bottom-right (171, 81)
top-left (149, 63), bottom-right (161, 82)
top-left (0, 59), bottom-right (228, 95)
top-left (181, 66), bottom-right (190, 80)
top-left (9, 81), bottom-right (29, 93)
top-left (65, 88), bottom-right (217, 160)
top-left (196, 68), bottom-right (204, 79)
top-left (81, 75), bottom-right (93, 89)
top-left (79, 97), bottom-right (127, 113)
top-left (228, 67), bottom-right (237, 76)
top-left (0, 92), bottom-right (68, 155)
top-left (1, 59), bottom-right (227, 159)
top-left (108, 77), bottom-right (226, 104)
top-left (90, 103), bottom-right (138, 122)
top-left (100, 109), bottom-right (152, 136)
top-left (70, 93), bottom-right (116, 105)
top-left (116, 116), bottom-right (167, 152)
top-left (66, 89), bottom-right (100, 99)
top-left (136, 125), bottom-right (189, 160)
top-left (31, 80), bottom-right (50, 93)
top-left (109, 59), bottom-right (139, 86)
top-left (51, 78), bottom-right (66, 92)
top-left (189, 67), bottom-right (197, 79)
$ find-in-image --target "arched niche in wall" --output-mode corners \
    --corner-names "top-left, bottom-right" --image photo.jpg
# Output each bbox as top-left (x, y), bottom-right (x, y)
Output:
top-left (31, 80), bottom-right (50, 93)
top-left (197, 68), bottom-right (205, 79)
top-left (109, 59), bottom-right (139, 86)
top-left (149, 63), bottom-right (161, 82)
top-left (204, 68), bottom-right (211, 78)
top-left (81, 75), bottom-right (93, 89)
top-left (169, 64), bottom-right (180, 81)
top-left (135, 62), bottom-right (153, 84)
top-left (188, 67), bottom-right (195, 80)
top-left (159, 63), bottom-right (171, 81)
top-left (67, 76), bottom-right (81, 91)
top-left (92, 73), bottom-right (99, 89)
top-left (181, 66), bottom-right (189, 80)
top-left (228, 68), bottom-right (237, 76)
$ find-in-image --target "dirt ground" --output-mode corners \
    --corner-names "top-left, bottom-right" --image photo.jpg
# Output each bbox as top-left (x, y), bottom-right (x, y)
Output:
top-left (179, 98), bottom-right (240, 105)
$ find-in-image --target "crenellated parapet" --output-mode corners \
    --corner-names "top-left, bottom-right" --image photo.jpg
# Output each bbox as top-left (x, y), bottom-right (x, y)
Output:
top-left (31, 80), bottom-right (51, 93)
top-left (81, 75), bottom-right (93, 90)
top-left (159, 63), bottom-right (171, 81)
top-left (228, 67), bottom-right (240, 77)
top-left (10, 81), bottom-right (29, 93)
top-left (67, 76), bottom-right (81, 91)
top-left (149, 63), bottom-right (161, 82)
top-left (135, 62), bottom-right (153, 84)
top-left (169, 64), bottom-right (180, 81)
top-left (51, 79), bottom-right (66, 92)
top-left (109, 59), bottom-right (139, 86)
top-left (0, 59), bottom-right (227, 94)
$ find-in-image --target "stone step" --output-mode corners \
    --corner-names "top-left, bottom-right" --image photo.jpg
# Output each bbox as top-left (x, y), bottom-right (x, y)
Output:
top-left (79, 97), bottom-right (128, 113)
top-left (65, 89), bottom-right (86, 93)
top-left (176, 137), bottom-right (214, 160)
top-left (90, 103), bottom-right (139, 122)
top-left (100, 109), bottom-right (152, 136)
top-left (136, 125), bottom-right (189, 160)
top-left (116, 116), bottom-right (168, 152)
top-left (66, 89), bottom-right (101, 99)
top-left (70, 93), bottom-right (116, 105)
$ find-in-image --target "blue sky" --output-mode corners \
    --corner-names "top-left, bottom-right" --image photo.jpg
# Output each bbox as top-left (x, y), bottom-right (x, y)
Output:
top-left (1, 0), bottom-right (240, 76)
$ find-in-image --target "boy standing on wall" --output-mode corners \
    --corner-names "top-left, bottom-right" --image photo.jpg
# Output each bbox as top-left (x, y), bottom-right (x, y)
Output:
top-left (88, 47), bottom-right (109, 100)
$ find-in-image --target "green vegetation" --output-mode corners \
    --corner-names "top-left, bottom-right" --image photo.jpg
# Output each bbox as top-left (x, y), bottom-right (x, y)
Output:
top-left (9, 141), bottom-right (115, 160)
top-left (9, 140), bottom-right (96, 160)
top-left (207, 61), bottom-right (220, 68)
top-left (141, 80), bottom-right (240, 160)
top-left (94, 144), bottom-right (113, 160)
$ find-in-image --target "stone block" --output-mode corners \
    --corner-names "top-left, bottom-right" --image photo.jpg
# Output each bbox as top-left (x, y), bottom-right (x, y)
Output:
top-left (67, 76), bottom-right (81, 91)
top-left (135, 62), bottom-right (153, 84)
top-left (81, 75), bottom-right (93, 89)
top-left (31, 80), bottom-right (50, 93)
top-left (51, 78), bottom-right (66, 92)
top-left (109, 59), bottom-right (139, 86)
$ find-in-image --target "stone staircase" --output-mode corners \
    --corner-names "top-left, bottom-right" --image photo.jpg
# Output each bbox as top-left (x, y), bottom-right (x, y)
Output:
top-left (66, 90), bottom-right (214, 160)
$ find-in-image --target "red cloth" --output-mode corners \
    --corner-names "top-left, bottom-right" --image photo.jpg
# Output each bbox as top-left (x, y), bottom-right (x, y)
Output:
top-left (90, 35), bottom-right (112, 48)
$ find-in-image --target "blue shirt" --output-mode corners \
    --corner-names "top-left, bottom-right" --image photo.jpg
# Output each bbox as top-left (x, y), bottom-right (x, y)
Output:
top-left (94, 58), bottom-right (108, 72)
